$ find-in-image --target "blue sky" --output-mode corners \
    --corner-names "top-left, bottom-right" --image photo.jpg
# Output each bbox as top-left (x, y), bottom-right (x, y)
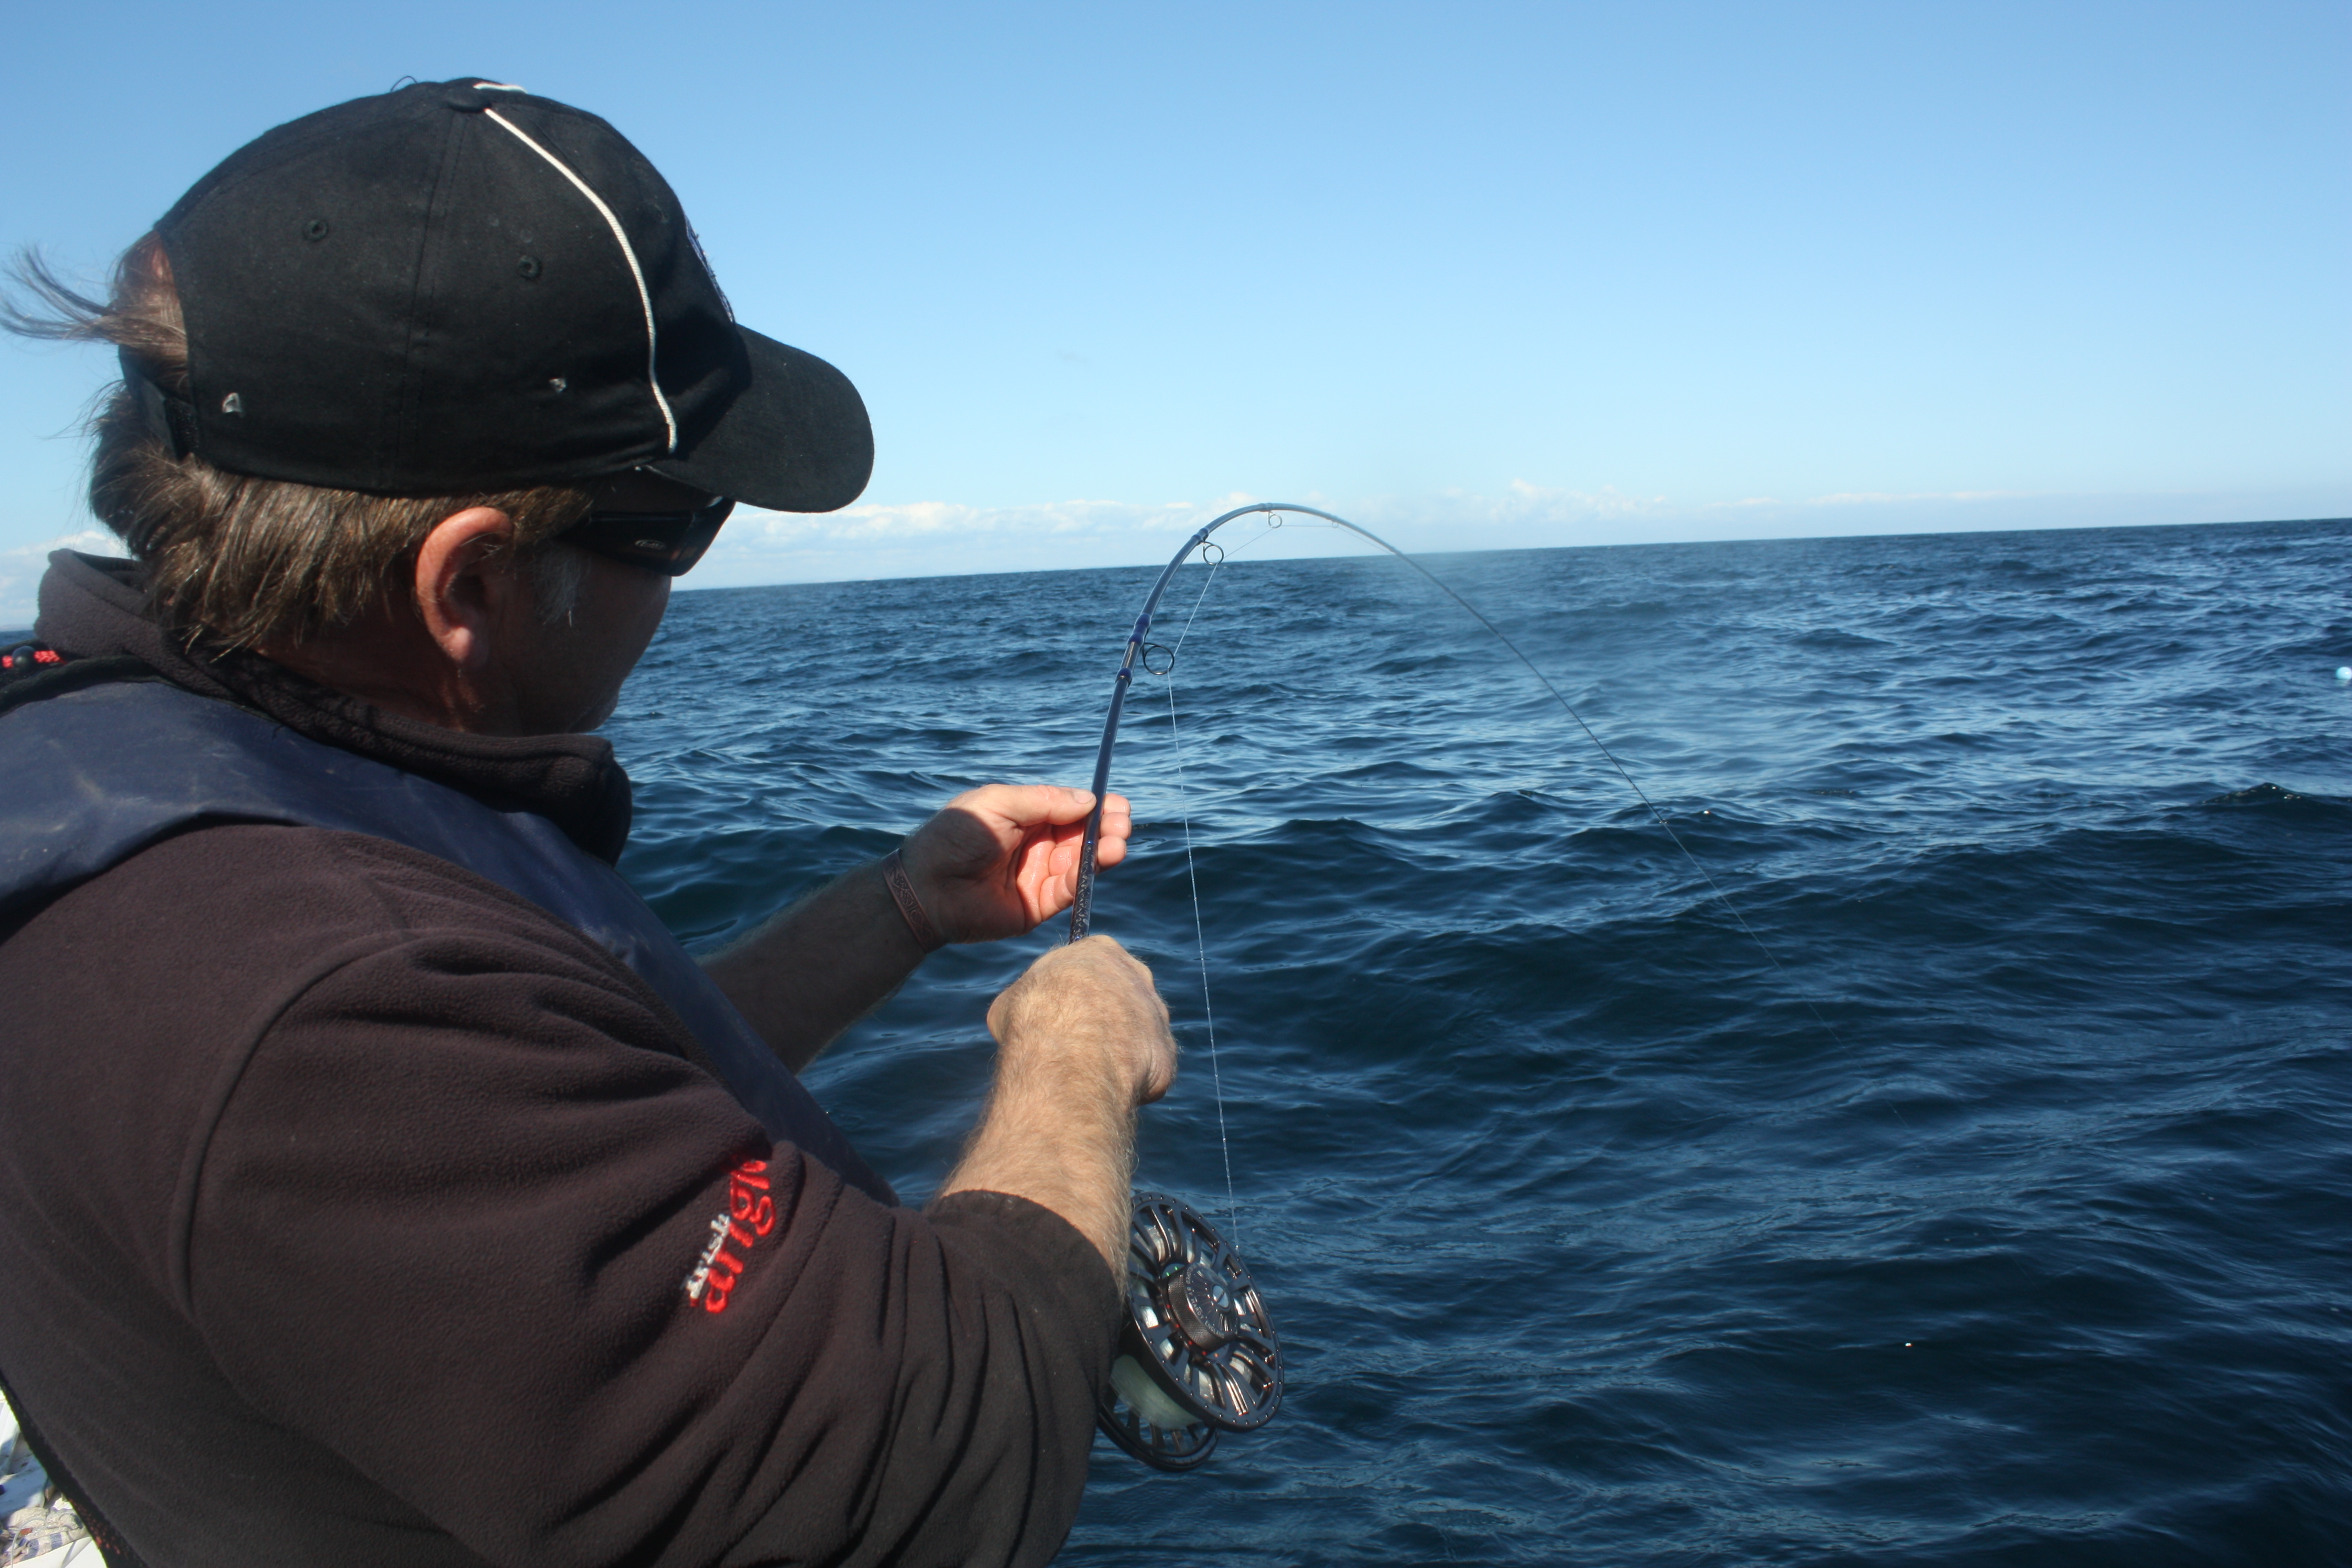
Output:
top-left (3, 1), bottom-right (2345, 617)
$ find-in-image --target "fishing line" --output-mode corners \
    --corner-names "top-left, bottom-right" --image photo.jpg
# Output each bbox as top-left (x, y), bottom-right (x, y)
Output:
top-left (1130, 522), bottom-right (1288, 1250)
top-left (1158, 556), bottom-right (1240, 1248)
top-left (1141, 516), bottom-right (1312, 1241)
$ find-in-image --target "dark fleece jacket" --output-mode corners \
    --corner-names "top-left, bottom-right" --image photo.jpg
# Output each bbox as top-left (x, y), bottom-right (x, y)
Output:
top-left (0, 552), bottom-right (1117, 1567)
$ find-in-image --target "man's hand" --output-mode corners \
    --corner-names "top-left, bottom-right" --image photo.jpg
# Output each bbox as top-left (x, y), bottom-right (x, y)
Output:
top-left (985, 937), bottom-right (1177, 1109)
top-left (899, 785), bottom-right (1132, 944)
top-left (937, 937), bottom-right (1177, 1273)
top-left (703, 784), bottom-right (1131, 1075)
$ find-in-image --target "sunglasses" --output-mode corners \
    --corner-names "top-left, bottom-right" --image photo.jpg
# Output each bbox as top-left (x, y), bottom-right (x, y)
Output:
top-left (563, 487), bottom-right (735, 577)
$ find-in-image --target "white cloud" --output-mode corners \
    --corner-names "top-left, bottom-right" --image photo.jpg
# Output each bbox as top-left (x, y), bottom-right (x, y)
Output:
top-left (684, 494), bottom-right (1272, 588)
top-left (1327, 481), bottom-right (2352, 556)
top-left (734, 496), bottom-right (1201, 543)
top-left (669, 478), bottom-right (2352, 596)
top-left (1337, 481), bottom-right (1662, 526)
top-left (1766, 489), bottom-right (2037, 509)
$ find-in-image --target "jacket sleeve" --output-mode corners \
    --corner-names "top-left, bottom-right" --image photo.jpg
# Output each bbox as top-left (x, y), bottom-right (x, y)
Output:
top-left (181, 906), bottom-right (1119, 1567)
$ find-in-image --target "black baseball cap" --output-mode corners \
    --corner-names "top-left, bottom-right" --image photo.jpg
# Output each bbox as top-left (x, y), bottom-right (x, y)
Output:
top-left (135, 77), bottom-right (871, 513)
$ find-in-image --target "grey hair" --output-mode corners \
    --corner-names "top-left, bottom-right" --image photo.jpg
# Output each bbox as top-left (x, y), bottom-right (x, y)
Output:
top-left (528, 540), bottom-right (592, 625)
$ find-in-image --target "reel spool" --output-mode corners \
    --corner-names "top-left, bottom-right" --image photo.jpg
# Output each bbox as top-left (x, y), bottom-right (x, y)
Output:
top-left (1095, 1193), bottom-right (1282, 1471)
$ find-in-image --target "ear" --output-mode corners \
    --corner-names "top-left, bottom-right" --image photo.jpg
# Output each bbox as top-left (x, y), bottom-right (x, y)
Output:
top-left (412, 507), bottom-right (521, 674)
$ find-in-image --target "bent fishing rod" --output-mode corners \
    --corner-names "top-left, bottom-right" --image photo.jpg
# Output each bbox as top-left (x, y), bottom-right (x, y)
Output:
top-left (1068, 506), bottom-right (1376, 940)
top-left (1070, 502), bottom-right (1833, 1473)
top-left (1068, 502), bottom-right (1746, 945)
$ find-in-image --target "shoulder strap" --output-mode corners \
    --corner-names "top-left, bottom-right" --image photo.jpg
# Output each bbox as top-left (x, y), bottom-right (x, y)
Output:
top-left (1, 648), bottom-right (164, 1567)
top-left (0, 646), bottom-right (155, 720)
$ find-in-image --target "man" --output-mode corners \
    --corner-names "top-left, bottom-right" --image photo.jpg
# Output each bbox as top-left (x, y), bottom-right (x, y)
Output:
top-left (0, 78), bottom-right (1174, 1566)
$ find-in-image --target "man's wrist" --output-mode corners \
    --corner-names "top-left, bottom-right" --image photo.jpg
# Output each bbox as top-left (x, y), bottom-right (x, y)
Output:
top-left (879, 847), bottom-right (946, 954)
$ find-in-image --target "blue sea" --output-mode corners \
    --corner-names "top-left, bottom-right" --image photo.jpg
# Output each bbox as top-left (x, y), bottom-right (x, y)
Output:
top-left (611, 516), bottom-right (2351, 1566)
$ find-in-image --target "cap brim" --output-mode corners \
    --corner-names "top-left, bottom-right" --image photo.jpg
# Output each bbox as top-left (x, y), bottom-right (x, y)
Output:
top-left (653, 328), bottom-right (873, 513)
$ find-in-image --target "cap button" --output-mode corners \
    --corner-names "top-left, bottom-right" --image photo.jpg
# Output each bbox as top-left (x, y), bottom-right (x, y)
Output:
top-left (443, 83), bottom-right (493, 111)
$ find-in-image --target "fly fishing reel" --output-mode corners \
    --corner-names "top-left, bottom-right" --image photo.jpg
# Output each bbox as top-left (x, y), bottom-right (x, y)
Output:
top-left (1095, 1192), bottom-right (1282, 1471)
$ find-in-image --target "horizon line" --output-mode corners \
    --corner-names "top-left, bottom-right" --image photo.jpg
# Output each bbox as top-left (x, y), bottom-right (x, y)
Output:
top-left (7, 510), bottom-right (2345, 632)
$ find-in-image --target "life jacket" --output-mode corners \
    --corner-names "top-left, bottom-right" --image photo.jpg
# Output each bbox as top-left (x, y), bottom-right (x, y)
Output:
top-left (0, 648), bottom-right (894, 1204)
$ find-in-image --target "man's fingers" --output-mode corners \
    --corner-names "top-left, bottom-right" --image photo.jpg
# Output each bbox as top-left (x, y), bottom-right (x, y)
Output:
top-left (1043, 794), bottom-right (1130, 885)
top-left (919, 786), bottom-right (1135, 930)
top-left (951, 782), bottom-right (1098, 829)
top-left (1091, 793), bottom-right (1132, 870)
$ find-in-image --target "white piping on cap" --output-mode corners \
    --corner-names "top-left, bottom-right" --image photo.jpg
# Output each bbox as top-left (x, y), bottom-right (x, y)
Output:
top-left (480, 105), bottom-right (679, 453)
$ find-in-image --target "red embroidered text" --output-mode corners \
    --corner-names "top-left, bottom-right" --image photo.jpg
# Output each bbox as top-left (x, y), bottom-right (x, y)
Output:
top-left (682, 1159), bottom-right (775, 1314)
